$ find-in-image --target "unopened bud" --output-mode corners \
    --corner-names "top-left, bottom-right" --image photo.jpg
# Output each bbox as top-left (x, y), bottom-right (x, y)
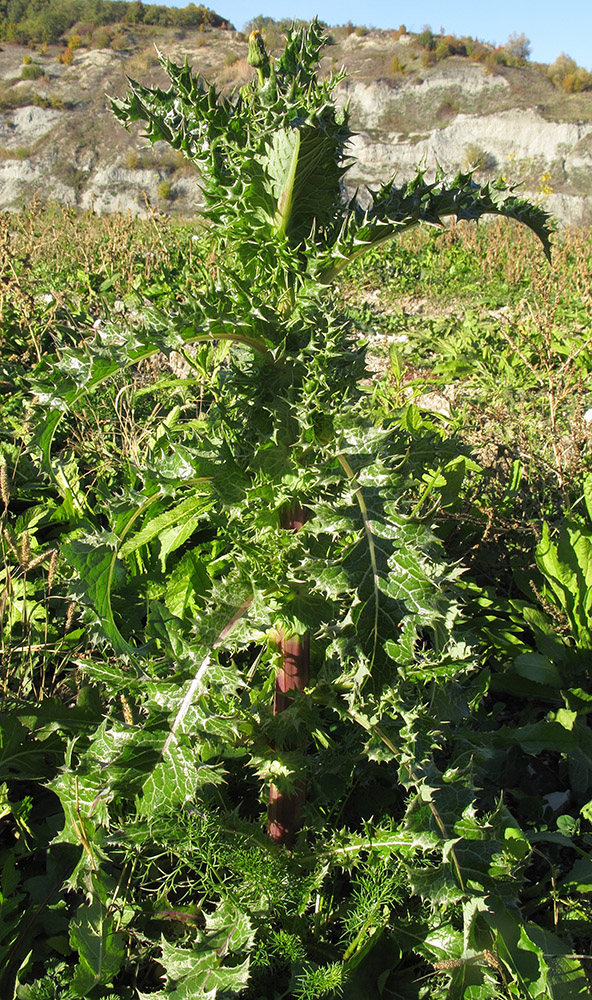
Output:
top-left (248, 29), bottom-right (270, 84)
top-left (248, 29), bottom-right (267, 67)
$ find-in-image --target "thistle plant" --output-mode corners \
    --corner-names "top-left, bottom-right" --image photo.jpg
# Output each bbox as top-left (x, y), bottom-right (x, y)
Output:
top-left (23, 20), bottom-right (573, 1000)
top-left (107, 19), bottom-right (550, 842)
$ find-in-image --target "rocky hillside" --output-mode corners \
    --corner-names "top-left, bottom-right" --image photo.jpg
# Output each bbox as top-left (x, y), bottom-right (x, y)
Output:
top-left (1, 22), bottom-right (591, 224)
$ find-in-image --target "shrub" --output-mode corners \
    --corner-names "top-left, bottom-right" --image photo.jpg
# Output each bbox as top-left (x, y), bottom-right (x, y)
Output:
top-left (125, 47), bottom-right (161, 74)
top-left (484, 47), bottom-right (511, 71)
top-left (157, 178), bottom-right (174, 200)
top-left (462, 143), bottom-right (494, 171)
top-left (35, 93), bottom-right (72, 110)
top-left (435, 99), bottom-right (459, 121)
top-left (59, 46), bottom-right (74, 65)
top-left (417, 28), bottom-right (435, 50)
top-left (91, 26), bottom-right (111, 48)
top-left (158, 148), bottom-right (186, 170)
top-left (390, 56), bottom-right (406, 75)
top-left (434, 34), bottom-right (467, 61)
top-left (469, 41), bottom-right (492, 62)
top-left (0, 145), bottom-right (31, 159)
top-left (111, 31), bottom-right (133, 51)
top-left (21, 62), bottom-right (44, 80)
top-left (548, 53), bottom-right (592, 92)
top-left (561, 70), bottom-right (592, 92)
top-left (0, 85), bottom-right (35, 110)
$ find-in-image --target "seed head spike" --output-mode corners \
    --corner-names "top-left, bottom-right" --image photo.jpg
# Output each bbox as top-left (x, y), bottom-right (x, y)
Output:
top-left (0, 461), bottom-right (9, 512)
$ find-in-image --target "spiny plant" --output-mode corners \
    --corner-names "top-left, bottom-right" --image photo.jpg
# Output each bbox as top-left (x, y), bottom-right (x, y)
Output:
top-left (13, 18), bottom-right (589, 1000)
top-left (106, 18), bottom-right (550, 843)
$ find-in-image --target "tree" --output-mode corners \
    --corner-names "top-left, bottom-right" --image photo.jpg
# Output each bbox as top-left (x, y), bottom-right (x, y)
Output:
top-left (505, 31), bottom-right (531, 61)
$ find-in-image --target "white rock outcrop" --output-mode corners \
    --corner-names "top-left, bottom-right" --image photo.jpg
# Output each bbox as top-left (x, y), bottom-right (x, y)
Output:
top-left (0, 42), bottom-right (590, 224)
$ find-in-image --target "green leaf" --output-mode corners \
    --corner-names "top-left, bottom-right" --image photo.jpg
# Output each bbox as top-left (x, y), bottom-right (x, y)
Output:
top-left (536, 521), bottom-right (592, 647)
top-left (69, 894), bottom-right (125, 996)
top-left (583, 473), bottom-right (592, 525)
top-left (142, 901), bottom-right (253, 999)
top-left (135, 738), bottom-right (225, 819)
top-left (263, 122), bottom-right (346, 243)
top-left (0, 715), bottom-right (62, 782)
top-left (318, 169), bottom-right (552, 283)
top-left (119, 492), bottom-right (213, 565)
top-left (63, 530), bottom-right (131, 654)
top-left (164, 549), bottom-right (210, 617)
top-left (15, 697), bottom-right (103, 737)
top-left (513, 652), bottom-right (562, 687)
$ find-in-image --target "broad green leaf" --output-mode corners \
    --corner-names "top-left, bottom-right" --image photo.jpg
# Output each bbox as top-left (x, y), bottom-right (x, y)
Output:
top-left (62, 530), bottom-right (130, 654)
top-left (158, 512), bottom-right (208, 570)
top-left (16, 696), bottom-right (103, 737)
top-left (536, 521), bottom-right (592, 647)
top-left (135, 739), bottom-right (225, 818)
top-left (513, 652), bottom-right (562, 687)
top-left (262, 123), bottom-right (345, 243)
top-left (69, 895), bottom-right (125, 996)
top-left (562, 856), bottom-right (592, 892)
top-left (583, 473), bottom-right (592, 524)
top-left (49, 767), bottom-right (110, 853)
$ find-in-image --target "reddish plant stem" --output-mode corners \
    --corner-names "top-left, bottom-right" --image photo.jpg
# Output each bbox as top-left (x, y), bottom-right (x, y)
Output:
top-left (267, 502), bottom-right (310, 846)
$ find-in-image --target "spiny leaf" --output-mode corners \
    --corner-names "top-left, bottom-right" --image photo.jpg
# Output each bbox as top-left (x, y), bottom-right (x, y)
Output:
top-left (141, 901), bottom-right (253, 999)
top-left (0, 714), bottom-right (62, 781)
top-left (318, 170), bottom-right (553, 283)
top-left (135, 739), bottom-right (226, 819)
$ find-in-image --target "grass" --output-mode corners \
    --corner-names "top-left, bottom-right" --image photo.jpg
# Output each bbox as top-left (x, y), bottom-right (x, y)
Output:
top-left (0, 145), bottom-right (31, 159)
top-left (4, 203), bottom-right (591, 542)
top-left (5, 203), bottom-right (591, 526)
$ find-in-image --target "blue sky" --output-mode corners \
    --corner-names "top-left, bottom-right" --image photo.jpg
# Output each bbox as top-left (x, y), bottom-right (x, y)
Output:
top-left (167, 0), bottom-right (591, 69)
